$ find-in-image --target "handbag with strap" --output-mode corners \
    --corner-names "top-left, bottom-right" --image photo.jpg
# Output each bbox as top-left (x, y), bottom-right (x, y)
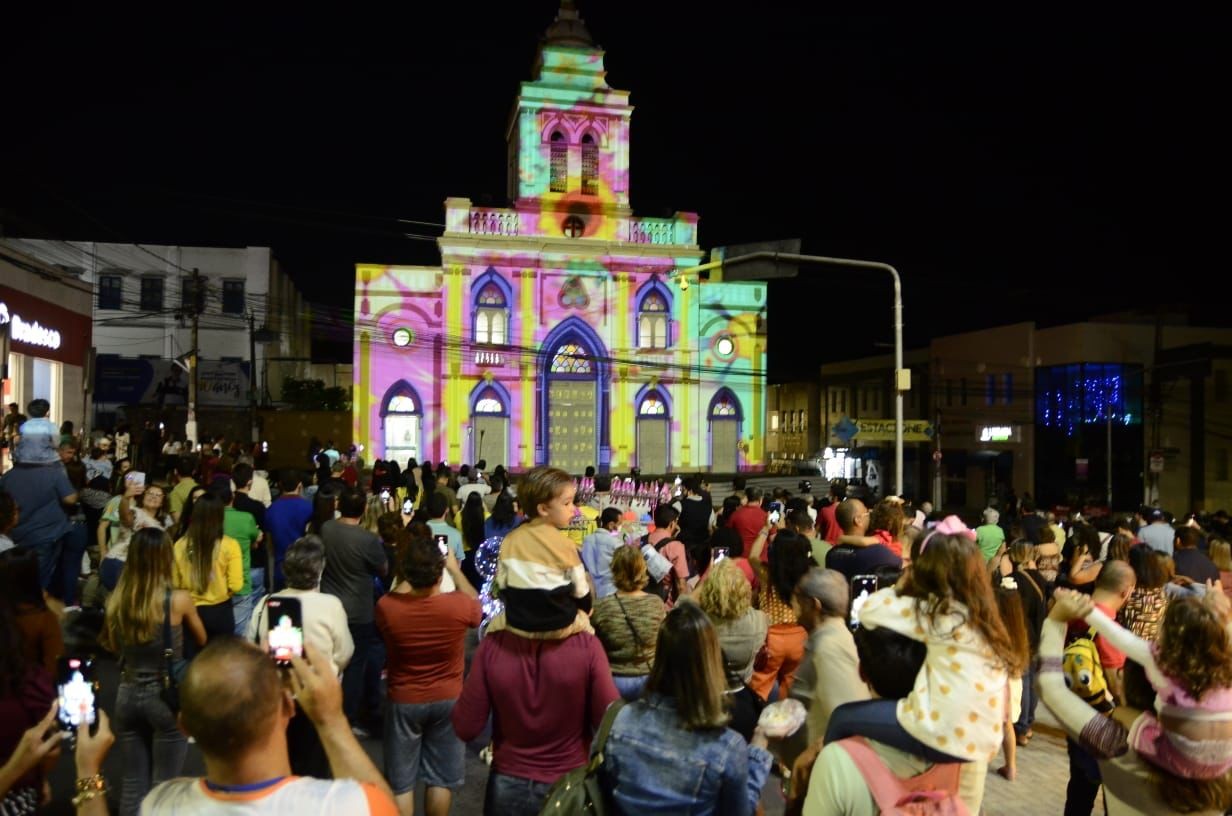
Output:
top-left (159, 590), bottom-right (188, 713)
top-left (613, 595), bottom-right (650, 668)
top-left (537, 700), bottom-right (625, 816)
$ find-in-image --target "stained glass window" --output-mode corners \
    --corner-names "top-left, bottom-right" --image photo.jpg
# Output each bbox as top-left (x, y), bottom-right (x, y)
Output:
top-left (712, 396), bottom-right (737, 417)
top-left (387, 395), bottom-right (417, 413)
top-left (477, 283), bottom-right (505, 306)
top-left (475, 396), bottom-right (503, 414)
top-left (639, 393), bottom-right (667, 416)
top-left (551, 342), bottom-right (592, 374)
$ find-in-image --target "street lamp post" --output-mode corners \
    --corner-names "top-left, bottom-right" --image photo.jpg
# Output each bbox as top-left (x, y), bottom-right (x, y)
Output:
top-left (675, 251), bottom-right (906, 496)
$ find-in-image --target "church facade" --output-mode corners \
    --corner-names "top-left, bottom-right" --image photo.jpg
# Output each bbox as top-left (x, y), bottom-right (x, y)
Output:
top-left (352, 4), bottom-right (767, 475)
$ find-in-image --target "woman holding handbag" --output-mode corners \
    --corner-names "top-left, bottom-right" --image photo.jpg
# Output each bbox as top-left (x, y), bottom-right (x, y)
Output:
top-left (591, 546), bottom-right (666, 701)
top-left (600, 602), bottom-right (773, 814)
top-left (102, 527), bottom-right (205, 816)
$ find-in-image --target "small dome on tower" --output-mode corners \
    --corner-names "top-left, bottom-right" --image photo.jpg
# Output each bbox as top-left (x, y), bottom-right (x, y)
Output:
top-left (543, 0), bottom-right (595, 48)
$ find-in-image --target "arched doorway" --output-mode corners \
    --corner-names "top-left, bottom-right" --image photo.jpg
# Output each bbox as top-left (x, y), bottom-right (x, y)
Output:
top-left (708, 388), bottom-right (742, 473)
top-left (470, 382), bottom-right (510, 469)
top-left (635, 386), bottom-right (670, 475)
top-left (380, 380), bottom-right (423, 465)
top-left (537, 317), bottom-right (610, 473)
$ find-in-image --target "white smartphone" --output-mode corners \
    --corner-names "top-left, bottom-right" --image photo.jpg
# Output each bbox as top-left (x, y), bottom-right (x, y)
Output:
top-left (126, 471), bottom-right (146, 488)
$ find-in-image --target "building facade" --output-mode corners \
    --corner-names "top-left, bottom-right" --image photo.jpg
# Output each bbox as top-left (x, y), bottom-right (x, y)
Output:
top-left (809, 319), bottom-right (1232, 514)
top-left (353, 6), bottom-right (767, 475)
top-left (0, 240), bottom-right (311, 426)
top-left (0, 245), bottom-right (94, 453)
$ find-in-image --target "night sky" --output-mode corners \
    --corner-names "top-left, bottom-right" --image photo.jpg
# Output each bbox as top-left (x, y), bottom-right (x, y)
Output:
top-left (2, 4), bottom-right (1223, 377)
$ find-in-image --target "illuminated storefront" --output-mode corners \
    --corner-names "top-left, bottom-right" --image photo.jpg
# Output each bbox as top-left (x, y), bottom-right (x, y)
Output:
top-left (0, 247), bottom-right (94, 459)
top-left (352, 6), bottom-right (767, 474)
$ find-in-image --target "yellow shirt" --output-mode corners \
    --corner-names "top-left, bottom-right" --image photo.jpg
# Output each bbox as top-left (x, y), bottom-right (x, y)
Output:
top-left (173, 535), bottom-right (244, 606)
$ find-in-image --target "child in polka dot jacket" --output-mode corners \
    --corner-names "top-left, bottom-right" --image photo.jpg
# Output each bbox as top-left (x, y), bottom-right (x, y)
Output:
top-left (859, 515), bottom-right (1030, 763)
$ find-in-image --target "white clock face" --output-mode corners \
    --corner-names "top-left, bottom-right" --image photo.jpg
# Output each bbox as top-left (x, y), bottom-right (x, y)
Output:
top-left (392, 328), bottom-right (413, 347)
top-left (716, 336), bottom-right (735, 357)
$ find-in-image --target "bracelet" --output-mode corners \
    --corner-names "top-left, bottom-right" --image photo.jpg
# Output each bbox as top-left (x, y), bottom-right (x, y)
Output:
top-left (72, 774), bottom-right (108, 808)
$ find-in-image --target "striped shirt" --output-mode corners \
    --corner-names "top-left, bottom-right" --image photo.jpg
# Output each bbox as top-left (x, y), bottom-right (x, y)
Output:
top-left (495, 521), bottom-right (590, 633)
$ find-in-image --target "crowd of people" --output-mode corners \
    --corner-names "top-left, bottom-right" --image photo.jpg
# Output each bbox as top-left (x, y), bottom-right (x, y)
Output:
top-left (4, 400), bottom-right (1232, 814)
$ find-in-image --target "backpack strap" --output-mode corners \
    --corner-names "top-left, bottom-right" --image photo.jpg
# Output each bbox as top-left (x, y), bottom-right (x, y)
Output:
top-left (838, 737), bottom-right (965, 812)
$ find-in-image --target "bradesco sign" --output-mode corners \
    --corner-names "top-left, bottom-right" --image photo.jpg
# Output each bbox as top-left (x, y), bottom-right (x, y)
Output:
top-left (0, 284), bottom-right (92, 367)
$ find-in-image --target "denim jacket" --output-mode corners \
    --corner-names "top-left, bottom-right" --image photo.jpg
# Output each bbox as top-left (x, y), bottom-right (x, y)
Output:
top-left (599, 692), bottom-right (772, 815)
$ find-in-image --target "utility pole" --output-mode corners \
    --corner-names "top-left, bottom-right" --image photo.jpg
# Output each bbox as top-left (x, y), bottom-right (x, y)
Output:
top-left (185, 268), bottom-right (202, 450)
top-left (248, 311), bottom-right (258, 446)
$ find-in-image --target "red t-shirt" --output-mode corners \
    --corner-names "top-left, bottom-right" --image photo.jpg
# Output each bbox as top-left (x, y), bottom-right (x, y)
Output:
top-left (375, 590), bottom-right (482, 704)
top-left (451, 631), bottom-right (619, 783)
top-left (729, 504), bottom-right (768, 553)
top-left (818, 503), bottom-right (841, 544)
top-left (1068, 601), bottom-right (1126, 670)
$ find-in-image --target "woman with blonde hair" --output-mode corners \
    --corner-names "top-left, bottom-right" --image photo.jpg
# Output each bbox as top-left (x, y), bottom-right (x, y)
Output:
top-left (600, 602), bottom-right (773, 813)
top-left (590, 546), bottom-right (666, 701)
top-left (691, 557), bottom-right (769, 741)
top-left (1210, 538), bottom-right (1232, 601)
top-left (103, 528), bottom-right (206, 815)
top-left (171, 495), bottom-right (242, 655)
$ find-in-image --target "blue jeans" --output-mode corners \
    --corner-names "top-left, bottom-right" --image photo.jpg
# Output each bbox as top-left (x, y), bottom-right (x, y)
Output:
top-left (101, 557), bottom-right (125, 591)
top-left (25, 535), bottom-right (64, 591)
top-left (115, 680), bottom-right (188, 816)
top-left (52, 522), bottom-right (88, 603)
top-left (231, 568), bottom-right (266, 636)
top-left (612, 674), bottom-right (649, 702)
top-left (343, 622), bottom-right (377, 724)
top-left (484, 771), bottom-right (554, 816)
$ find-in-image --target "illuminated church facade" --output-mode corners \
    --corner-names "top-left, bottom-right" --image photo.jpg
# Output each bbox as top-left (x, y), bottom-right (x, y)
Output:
top-left (352, 3), bottom-right (767, 474)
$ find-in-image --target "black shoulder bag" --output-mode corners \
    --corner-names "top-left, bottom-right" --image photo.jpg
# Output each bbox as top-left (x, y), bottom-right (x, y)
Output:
top-left (159, 590), bottom-right (188, 713)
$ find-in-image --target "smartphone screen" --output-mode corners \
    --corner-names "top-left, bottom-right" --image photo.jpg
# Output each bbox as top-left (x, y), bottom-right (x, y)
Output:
top-left (379, 488), bottom-right (391, 501)
top-left (434, 534), bottom-right (449, 557)
top-left (711, 546), bottom-right (728, 564)
top-left (402, 498), bottom-right (414, 515)
top-left (127, 471), bottom-right (146, 488)
top-left (56, 657), bottom-right (97, 732)
top-left (266, 597), bottom-right (304, 666)
top-left (768, 509), bottom-right (781, 525)
top-left (849, 575), bottom-right (880, 630)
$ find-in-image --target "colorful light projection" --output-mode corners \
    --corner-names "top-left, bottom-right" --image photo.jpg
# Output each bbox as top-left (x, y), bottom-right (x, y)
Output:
top-left (351, 4), bottom-right (767, 474)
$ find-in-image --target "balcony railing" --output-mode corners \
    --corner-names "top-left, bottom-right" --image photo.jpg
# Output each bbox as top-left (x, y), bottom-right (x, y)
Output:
top-left (629, 218), bottom-right (675, 245)
top-left (469, 209), bottom-right (520, 236)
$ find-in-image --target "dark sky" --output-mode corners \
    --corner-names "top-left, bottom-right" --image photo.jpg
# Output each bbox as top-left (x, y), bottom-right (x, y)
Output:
top-left (2, 4), bottom-right (1224, 378)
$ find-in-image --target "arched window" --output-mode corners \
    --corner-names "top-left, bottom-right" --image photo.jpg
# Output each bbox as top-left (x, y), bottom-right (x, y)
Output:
top-left (387, 395), bottom-right (416, 413)
top-left (639, 391), bottom-right (667, 416)
top-left (549, 131), bottom-right (568, 193)
top-left (475, 396), bottom-right (503, 413)
top-left (711, 394), bottom-right (738, 417)
top-left (581, 133), bottom-right (598, 195)
top-left (475, 283), bottom-right (507, 345)
top-left (551, 342), bottom-right (593, 375)
top-left (637, 291), bottom-right (669, 349)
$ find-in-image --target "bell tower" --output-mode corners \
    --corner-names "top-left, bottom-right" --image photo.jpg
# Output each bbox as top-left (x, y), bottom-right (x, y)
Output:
top-left (505, 1), bottom-right (633, 229)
